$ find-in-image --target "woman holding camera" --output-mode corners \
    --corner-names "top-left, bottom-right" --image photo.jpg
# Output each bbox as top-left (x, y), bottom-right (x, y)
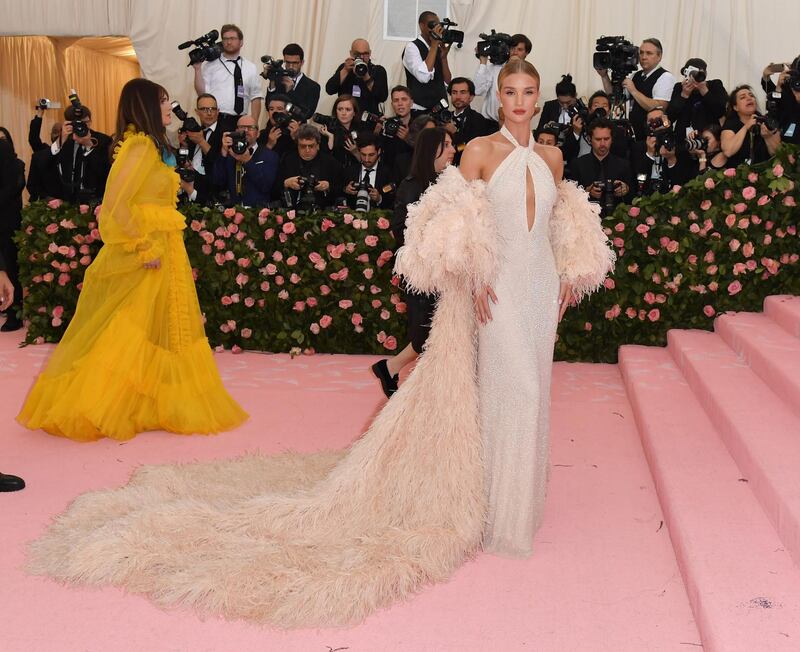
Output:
top-left (17, 78), bottom-right (247, 441)
top-left (371, 126), bottom-right (455, 397)
top-left (316, 94), bottom-right (364, 168)
top-left (691, 123), bottom-right (728, 173)
top-left (721, 85), bottom-right (782, 168)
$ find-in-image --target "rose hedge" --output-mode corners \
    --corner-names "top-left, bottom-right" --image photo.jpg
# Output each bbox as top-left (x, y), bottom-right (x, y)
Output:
top-left (15, 146), bottom-right (800, 362)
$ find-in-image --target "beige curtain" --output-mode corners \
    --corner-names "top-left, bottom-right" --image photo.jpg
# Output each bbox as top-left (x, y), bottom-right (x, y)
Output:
top-left (0, 35), bottom-right (140, 203)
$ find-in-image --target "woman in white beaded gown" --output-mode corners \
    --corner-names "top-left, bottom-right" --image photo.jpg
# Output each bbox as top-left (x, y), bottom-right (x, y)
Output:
top-left (26, 59), bottom-right (614, 627)
top-left (464, 58), bottom-right (569, 557)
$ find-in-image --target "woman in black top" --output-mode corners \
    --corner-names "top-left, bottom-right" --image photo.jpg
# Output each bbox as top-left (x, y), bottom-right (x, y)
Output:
top-left (721, 85), bottom-right (781, 168)
top-left (372, 127), bottom-right (455, 397)
top-left (318, 94), bottom-right (364, 169)
top-left (691, 123), bottom-right (729, 173)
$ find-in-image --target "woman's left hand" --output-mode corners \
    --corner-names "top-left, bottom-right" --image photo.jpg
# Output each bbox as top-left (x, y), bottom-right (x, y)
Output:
top-left (558, 280), bottom-right (573, 322)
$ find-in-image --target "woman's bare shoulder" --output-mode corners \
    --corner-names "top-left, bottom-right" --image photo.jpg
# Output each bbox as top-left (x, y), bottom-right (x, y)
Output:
top-left (534, 143), bottom-right (564, 183)
top-left (462, 134), bottom-right (512, 181)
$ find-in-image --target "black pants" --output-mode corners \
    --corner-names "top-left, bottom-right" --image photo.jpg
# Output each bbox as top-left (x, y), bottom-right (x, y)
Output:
top-left (0, 229), bottom-right (22, 318)
top-left (405, 288), bottom-right (437, 354)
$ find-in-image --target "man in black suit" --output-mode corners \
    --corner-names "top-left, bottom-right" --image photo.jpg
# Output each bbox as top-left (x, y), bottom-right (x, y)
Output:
top-left (50, 104), bottom-right (111, 203)
top-left (343, 133), bottom-right (396, 210)
top-left (177, 93), bottom-right (224, 205)
top-left (538, 74), bottom-right (578, 129)
top-left (265, 43), bottom-right (320, 119)
top-left (27, 106), bottom-right (63, 201)
top-left (213, 115), bottom-right (279, 208)
top-left (325, 39), bottom-right (388, 115)
top-left (0, 249), bottom-right (24, 492)
top-left (277, 124), bottom-right (344, 209)
top-left (632, 107), bottom-right (698, 196)
top-left (568, 117), bottom-right (633, 216)
top-left (257, 94), bottom-right (301, 160)
top-left (667, 58), bottom-right (727, 135)
top-left (444, 77), bottom-right (498, 165)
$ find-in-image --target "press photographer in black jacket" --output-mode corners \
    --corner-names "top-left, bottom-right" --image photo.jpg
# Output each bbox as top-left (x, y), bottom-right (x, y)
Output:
top-left (667, 58), bottom-right (727, 135)
top-left (325, 39), bottom-right (388, 115)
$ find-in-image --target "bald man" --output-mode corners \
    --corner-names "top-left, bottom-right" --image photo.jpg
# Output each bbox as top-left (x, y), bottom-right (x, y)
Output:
top-left (325, 38), bottom-right (389, 115)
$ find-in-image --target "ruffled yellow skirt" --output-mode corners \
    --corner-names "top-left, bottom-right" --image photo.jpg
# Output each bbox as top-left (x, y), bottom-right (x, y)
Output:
top-left (17, 222), bottom-right (248, 442)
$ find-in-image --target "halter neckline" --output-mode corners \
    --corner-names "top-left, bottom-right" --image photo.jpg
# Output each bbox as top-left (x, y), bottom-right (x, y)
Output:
top-left (500, 125), bottom-right (534, 150)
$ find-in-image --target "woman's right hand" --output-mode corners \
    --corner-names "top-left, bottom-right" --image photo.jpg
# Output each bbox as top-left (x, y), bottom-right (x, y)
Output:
top-left (474, 285), bottom-right (497, 324)
top-left (143, 257), bottom-right (161, 270)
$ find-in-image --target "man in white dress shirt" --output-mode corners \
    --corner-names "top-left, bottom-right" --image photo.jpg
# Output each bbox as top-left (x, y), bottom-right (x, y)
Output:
top-left (473, 33), bottom-right (532, 122)
top-left (193, 24), bottom-right (262, 133)
top-left (401, 11), bottom-right (453, 111)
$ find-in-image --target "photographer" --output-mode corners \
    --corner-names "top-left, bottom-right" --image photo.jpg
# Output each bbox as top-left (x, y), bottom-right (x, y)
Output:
top-left (392, 114), bottom-right (437, 181)
top-left (325, 39), bottom-right (388, 115)
top-left (721, 85), bottom-right (781, 167)
top-left (667, 58), bottom-right (727, 136)
top-left (568, 117), bottom-right (633, 216)
top-left (265, 43), bottom-right (321, 118)
top-left (561, 91), bottom-right (633, 165)
top-left (212, 115), bottom-right (278, 208)
top-left (277, 124), bottom-right (343, 209)
top-left (0, 132), bottom-right (25, 332)
top-left (193, 24), bottom-right (262, 132)
top-left (314, 94), bottom-right (364, 169)
top-left (535, 121), bottom-right (561, 147)
top-left (632, 107), bottom-right (697, 195)
top-left (402, 11), bottom-right (453, 111)
top-left (27, 106), bottom-right (63, 201)
top-left (445, 77), bottom-right (497, 165)
top-left (50, 102), bottom-right (111, 204)
top-left (372, 127), bottom-right (456, 397)
top-left (688, 123), bottom-right (728, 173)
top-left (598, 38), bottom-right (675, 140)
top-left (474, 33), bottom-right (532, 121)
top-left (257, 94), bottom-right (300, 159)
top-left (176, 93), bottom-right (224, 205)
top-left (761, 57), bottom-right (800, 145)
top-left (343, 133), bottom-right (396, 210)
top-left (538, 74), bottom-right (578, 127)
top-left (380, 85), bottom-right (417, 171)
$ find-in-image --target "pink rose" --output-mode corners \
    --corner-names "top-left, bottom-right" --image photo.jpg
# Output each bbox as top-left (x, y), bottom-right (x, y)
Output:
top-left (234, 212), bottom-right (244, 225)
top-left (80, 255), bottom-right (91, 266)
top-left (395, 302), bottom-right (407, 314)
top-left (320, 315), bottom-right (333, 328)
top-left (704, 251), bottom-right (715, 263)
top-left (321, 218), bottom-right (335, 231)
top-left (293, 301), bottom-right (306, 312)
top-left (584, 322), bottom-right (593, 331)
top-left (278, 289), bottom-right (289, 300)
top-left (260, 281), bottom-right (270, 291)
top-left (265, 263), bottom-right (277, 275)
top-left (614, 222), bottom-right (625, 232)
top-left (738, 218), bottom-right (750, 229)
top-left (703, 305), bottom-right (716, 317)
top-left (57, 273), bottom-right (70, 286)
top-left (742, 186), bottom-right (756, 200)
top-left (635, 224), bottom-right (649, 235)
top-left (723, 189), bottom-right (733, 199)
top-left (670, 216), bottom-right (681, 225)
top-left (647, 309), bottom-right (660, 322)
top-left (773, 163), bottom-right (784, 177)
top-left (306, 297), bottom-right (318, 307)
top-left (612, 237), bottom-right (624, 248)
top-left (224, 250), bottom-right (235, 261)
top-left (364, 235), bottom-right (378, 247)
top-left (320, 284), bottom-right (331, 295)
top-left (784, 196), bottom-right (797, 206)
top-left (371, 299), bottom-right (381, 308)
top-left (42, 272), bottom-right (54, 282)
top-left (241, 328), bottom-right (252, 339)
top-left (237, 257), bottom-right (251, 268)
top-left (644, 291), bottom-right (656, 305)
top-left (746, 259), bottom-right (757, 271)
top-left (221, 295), bottom-right (233, 306)
top-left (264, 228), bottom-right (275, 239)
top-left (45, 223), bottom-right (59, 234)
top-left (235, 273), bottom-right (249, 286)
top-left (733, 202), bottom-right (747, 214)
top-left (52, 305), bottom-right (64, 319)
top-left (723, 168), bottom-right (736, 177)
top-left (757, 195), bottom-right (769, 206)
top-left (728, 281), bottom-right (742, 295)
top-left (272, 251), bottom-right (283, 262)
top-left (646, 216), bottom-right (655, 226)
top-left (285, 255), bottom-right (298, 266)
top-left (275, 275), bottom-right (285, 285)
top-left (706, 265), bottom-right (718, 275)
top-left (363, 268), bottom-right (374, 279)
top-left (309, 252), bottom-right (323, 264)
top-left (244, 297), bottom-right (255, 307)
top-left (289, 273), bottom-right (301, 284)
top-left (383, 336), bottom-right (398, 351)
top-left (700, 199), bottom-right (712, 211)
top-left (380, 309), bottom-right (390, 320)
top-left (351, 313), bottom-right (363, 326)
top-left (51, 316), bottom-right (62, 327)
top-left (310, 323), bottom-right (321, 335)
top-left (625, 307), bottom-right (637, 318)
top-left (343, 213), bottom-right (354, 224)
top-left (748, 172), bottom-right (759, 183)
top-left (47, 199), bottom-right (63, 209)
top-left (603, 278), bottom-right (615, 290)
top-left (376, 217), bottom-right (390, 229)
top-left (724, 214), bottom-right (736, 228)
top-left (339, 299), bottom-right (353, 309)
top-left (628, 206), bottom-right (640, 217)
top-left (228, 224), bottom-right (239, 234)
top-left (704, 178), bottom-right (715, 190)
top-left (689, 223), bottom-right (700, 233)
top-left (688, 255), bottom-right (698, 265)
top-left (708, 281), bottom-right (719, 292)
top-left (605, 304), bottom-right (621, 319)
top-left (201, 244), bottom-right (212, 255)
top-left (666, 240), bottom-right (679, 253)
top-left (627, 263), bottom-right (639, 273)
top-left (729, 239), bottom-right (741, 252)
top-left (223, 207), bottom-right (236, 218)
top-left (282, 222), bottom-right (297, 234)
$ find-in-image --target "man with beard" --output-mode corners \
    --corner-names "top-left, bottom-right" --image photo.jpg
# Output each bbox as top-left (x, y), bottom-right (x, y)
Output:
top-left (443, 76), bottom-right (497, 165)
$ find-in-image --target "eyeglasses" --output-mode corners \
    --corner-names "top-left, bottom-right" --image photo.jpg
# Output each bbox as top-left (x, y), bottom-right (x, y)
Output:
top-left (238, 125), bottom-right (259, 131)
top-left (197, 107), bottom-right (218, 113)
top-left (352, 51), bottom-right (371, 57)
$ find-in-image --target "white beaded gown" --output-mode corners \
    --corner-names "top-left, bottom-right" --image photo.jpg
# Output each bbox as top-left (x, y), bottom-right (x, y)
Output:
top-left (480, 126), bottom-right (560, 557)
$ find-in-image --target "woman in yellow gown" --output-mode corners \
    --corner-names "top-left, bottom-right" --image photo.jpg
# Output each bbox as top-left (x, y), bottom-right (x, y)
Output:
top-left (17, 78), bottom-right (247, 441)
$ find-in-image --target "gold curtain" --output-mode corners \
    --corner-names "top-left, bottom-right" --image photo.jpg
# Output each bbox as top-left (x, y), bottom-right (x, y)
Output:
top-left (0, 35), bottom-right (140, 201)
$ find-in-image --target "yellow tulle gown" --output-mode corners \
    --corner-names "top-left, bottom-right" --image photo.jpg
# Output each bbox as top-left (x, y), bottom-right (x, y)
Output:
top-left (17, 129), bottom-right (248, 441)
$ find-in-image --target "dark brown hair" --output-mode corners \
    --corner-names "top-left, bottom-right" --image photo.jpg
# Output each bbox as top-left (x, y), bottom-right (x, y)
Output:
top-left (113, 78), bottom-right (170, 153)
top-left (332, 94), bottom-right (360, 122)
top-left (221, 24), bottom-right (243, 40)
top-left (727, 84), bottom-right (759, 116)
top-left (408, 126), bottom-right (448, 186)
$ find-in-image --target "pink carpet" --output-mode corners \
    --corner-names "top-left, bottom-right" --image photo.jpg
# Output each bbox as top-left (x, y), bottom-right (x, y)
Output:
top-left (1, 296), bottom-right (798, 650)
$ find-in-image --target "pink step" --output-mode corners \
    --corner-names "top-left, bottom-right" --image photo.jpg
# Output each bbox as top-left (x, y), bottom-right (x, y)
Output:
top-left (715, 312), bottom-right (800, 418)
top-left (620, 345), bottom-right (800, 652)
top-left (765, 295), bottom-right (800, 339)
top-left (668, 329), bottom-right (800, 567)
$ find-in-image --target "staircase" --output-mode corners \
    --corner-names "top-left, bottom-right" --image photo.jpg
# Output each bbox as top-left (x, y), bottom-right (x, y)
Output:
top-left (619, 295), bottom-right (800, 652)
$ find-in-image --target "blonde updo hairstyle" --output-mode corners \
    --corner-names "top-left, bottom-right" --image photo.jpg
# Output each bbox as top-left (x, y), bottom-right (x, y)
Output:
top-left (497, 58), bottom-right (541, 91)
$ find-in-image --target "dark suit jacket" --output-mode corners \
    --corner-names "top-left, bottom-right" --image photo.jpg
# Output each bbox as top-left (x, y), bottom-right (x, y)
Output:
top-left (631, 141), bottom-right (698, 194)
top-left (325, 63), bottom-right (389, 115)
top-left (184, 126), bottom-right (224, 205)
top-left (27, 148), bottom-right (62, 202)
top-left (538, 99), bottom-right (568, 129)
top-left (213, 145), bottom-right (279, 207)
top-left (568, 151), bottom-right (634, 213)
top-left (0, 141), bottom-right (24, 232)
top-left (276, 150), bottom-right (344, 208)
top-left (53, 130), bottom-right (111, 203)
top-left (666, 79), bottom-right (727, 134)
top-left (267, 75), bottom-right (321, 119)
top-left (452, 107), bottom-right (498, 165)
top-left (343, 161), bottom-right (396, 210)
top-left (391, 176), bottom-right (428, 247)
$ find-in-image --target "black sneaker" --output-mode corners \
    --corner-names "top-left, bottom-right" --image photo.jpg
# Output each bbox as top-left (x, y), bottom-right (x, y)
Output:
top-left (371, 359), bottom-right (399, 398)
top-left (0, 315), bottom-right (22, 332)
top-left (0, 472), bottom-right (25, 492)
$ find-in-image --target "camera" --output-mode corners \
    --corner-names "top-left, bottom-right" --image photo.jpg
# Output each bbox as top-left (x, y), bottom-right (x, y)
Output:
top-left (428, 18), bottom-right (464, 48)
top-left (593, 36), bottom-right (639, 101)
top-left (754, 113), bottom-right (780, 132)
top-left (567, 98), bottom-right (589, 121)
top-left (298, 174), bottom-right (319, 212)
top-left (353, 57), bottom-right (371, 78)
top-left (685, 135), bottom-right (709, 152)
top-left (171, 101), bottom-right (202, 132)
top-left (229, 131), bottom-right (249, 156)
top-left (67, 90), bottom-right (90, 138)
top-left (593, 179), bottom-right (617, 214)
top-left (178, 30), bottom-right (222, 66)
top-left (355, 176), bottom-right (371, 213)
top-left (175, 147), bottom-right (196, 183)
top-left (272, 101), bottom-right (308, 128)
top-left (361, 111), bottom-right (383, 129)
top-left (382, 116), bottom-right (403, 138)
top-left (683, 65), bottom-right (707, 83)
top-left (647, 116), bottom-right (675, 151)
top-left (476, 30), bottom-right (513, 65)
top-left (35, 98), bottom-right (60, 110)
top-left (430, 98), bottom-right (453, 125)
top-left (261, 56), bottom-right (293, 82)
top-left (311, 113), bottom-right (337, 130)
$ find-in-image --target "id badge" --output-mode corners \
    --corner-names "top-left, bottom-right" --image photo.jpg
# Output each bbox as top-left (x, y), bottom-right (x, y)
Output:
top-left (352, 85), bottom-right (362, 98)
top-left (785, 123), bottom-right (796, 138)
top-left (236, 85), bottom-right (245, 98)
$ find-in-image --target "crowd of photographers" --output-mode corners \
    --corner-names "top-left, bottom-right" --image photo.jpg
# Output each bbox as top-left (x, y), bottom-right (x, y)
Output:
top-left (16, 14), bottom-right (800, 221)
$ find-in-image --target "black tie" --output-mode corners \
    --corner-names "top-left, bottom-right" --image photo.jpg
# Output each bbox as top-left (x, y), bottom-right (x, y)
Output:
top-left (363, 169), bottom-right (372, 187)
top-left (73, 145), bottom-right (84, 190)
top-left (232, 58), bottom-right (244, 115)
